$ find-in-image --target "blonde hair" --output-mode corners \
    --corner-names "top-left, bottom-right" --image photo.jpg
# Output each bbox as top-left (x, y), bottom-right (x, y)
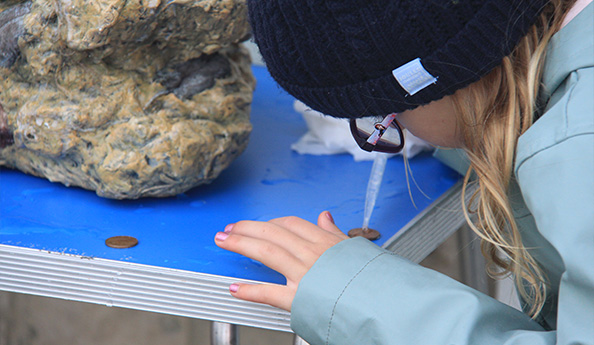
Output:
top-left (452, 0), bottom-right (575, 318)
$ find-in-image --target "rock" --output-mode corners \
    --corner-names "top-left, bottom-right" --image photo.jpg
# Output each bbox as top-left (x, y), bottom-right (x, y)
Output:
top-left (0, 0), bottom-right (255, 199)
top-left (0, 1), bottom-right (30, 68)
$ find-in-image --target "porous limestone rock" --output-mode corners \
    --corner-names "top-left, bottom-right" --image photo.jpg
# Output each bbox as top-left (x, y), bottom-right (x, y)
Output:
top-left (0, 0), bottom-right (255, 199)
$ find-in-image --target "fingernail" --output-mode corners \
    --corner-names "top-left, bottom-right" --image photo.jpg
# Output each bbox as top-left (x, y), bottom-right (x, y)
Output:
top-left (326, 211), bottom-right (334, 224)
top-left (215, 232), bottom-right (229, 241)
top-left (229, 284), bottom-right (239, 293)
top-left (224, 223), bottom-right (234, 233)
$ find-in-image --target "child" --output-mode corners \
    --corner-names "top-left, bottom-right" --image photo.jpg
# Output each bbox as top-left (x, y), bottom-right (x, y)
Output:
top-left (215, 0), bottom-right (594, 344)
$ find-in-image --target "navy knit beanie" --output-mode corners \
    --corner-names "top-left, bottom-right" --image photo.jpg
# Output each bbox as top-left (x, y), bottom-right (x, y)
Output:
top-left (247, 0), bottom-right (550, 118)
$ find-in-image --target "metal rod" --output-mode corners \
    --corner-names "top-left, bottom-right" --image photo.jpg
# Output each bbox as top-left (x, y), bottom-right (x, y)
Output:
top-left (211, 322), bottom-right (239, 345)
top-left (459, 225), bottom-right (492, 295)
top-left (293, 335), bottom-right (310, 345)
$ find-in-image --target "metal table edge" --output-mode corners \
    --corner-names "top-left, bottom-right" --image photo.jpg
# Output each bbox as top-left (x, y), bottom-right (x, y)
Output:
top-left (381, 180), bottom-right (477, 263)
top-left (0, 244), bottom-right (292, 332)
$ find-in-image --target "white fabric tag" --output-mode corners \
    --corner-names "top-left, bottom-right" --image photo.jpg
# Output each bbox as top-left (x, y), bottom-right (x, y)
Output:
top-left (391, 58), bottom-right (437, 96)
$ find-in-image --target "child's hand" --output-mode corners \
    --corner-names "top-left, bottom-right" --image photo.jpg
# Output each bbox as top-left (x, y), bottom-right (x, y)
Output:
top-left (214, 211), bottom-right (348, 311)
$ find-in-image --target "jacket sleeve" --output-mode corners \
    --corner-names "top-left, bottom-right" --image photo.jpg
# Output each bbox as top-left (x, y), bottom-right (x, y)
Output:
top-left (515, 133), bottom-right (594, 345)
top-left (514, 67), bottom-right (594, 345)
top-left (291, 237), bottom-right (555, 345)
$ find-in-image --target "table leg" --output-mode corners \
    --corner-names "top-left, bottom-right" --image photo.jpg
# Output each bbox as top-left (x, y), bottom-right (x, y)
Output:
top-left (459, 224), bottom-right (492, 295)
top-left (211, 322), bottom-right (239, 345)
top-left (293, 335), bottom-right (310, 345)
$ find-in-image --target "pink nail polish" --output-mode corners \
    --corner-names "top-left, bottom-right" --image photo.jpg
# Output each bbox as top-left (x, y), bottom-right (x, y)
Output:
top-left (215, 232), bottom-right (229, 241)
top-left (229, 284), bottom-right (239, 293)
top-left (224, 223), bottom-right (234, 233)
top-left (326, 211), bottom-right (335, 224)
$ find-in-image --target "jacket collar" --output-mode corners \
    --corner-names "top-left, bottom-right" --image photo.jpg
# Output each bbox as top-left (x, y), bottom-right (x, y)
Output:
top-left (542, 2), bottom-right (594, 99)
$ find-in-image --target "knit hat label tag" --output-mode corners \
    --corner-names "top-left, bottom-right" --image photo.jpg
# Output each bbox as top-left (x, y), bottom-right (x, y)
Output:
top-left (392, 58), bottom-right (437, 96)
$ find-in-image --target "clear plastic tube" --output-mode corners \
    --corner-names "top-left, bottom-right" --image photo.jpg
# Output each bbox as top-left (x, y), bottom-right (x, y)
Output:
top-left (362, 153), bottom-right (388, 230)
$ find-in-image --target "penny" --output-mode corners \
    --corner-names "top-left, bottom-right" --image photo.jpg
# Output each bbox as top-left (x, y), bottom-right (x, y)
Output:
top-left (348, 227), bottom-right (381, 241)
top-left (105, 236), bottom-right (138, 249)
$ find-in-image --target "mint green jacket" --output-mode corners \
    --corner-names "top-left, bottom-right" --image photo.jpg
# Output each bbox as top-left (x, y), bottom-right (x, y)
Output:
top-left (291, 4), bottom-right (594, 344)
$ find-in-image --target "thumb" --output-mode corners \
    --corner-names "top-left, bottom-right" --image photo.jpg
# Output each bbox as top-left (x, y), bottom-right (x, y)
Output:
top-left (229, 283), bottom-right (294, 312)
top-left (317, 211), bottom-right (344, 235)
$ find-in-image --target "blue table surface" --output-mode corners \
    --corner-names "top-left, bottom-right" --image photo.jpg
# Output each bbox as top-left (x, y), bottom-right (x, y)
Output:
top-left (0, 66), bottom-right (460, 285)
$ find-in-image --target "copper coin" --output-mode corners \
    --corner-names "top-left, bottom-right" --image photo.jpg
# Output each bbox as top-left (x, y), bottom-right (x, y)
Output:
top-left (348, 227), bottom-right (381, 241)
top-left (105, 236), bottom-right (138, 249)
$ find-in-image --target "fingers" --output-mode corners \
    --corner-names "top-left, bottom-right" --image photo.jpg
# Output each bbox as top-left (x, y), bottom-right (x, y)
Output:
top-left (268, 215), bottom-right (323, 240)
top-left (215, 231), bottom-right (308, 278)
top-left (224, 220), bottom-right (313, 253)
top-left (317, 211), bottom-right (348, 238)
top-left (228, 283), bottom-right (295, 311)
top-left (227, 213), bottom-right (345, 245)
top-left (268, 213), bottom-right (347, 242)
top-left (220, 213), bottom-right (346, 263)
